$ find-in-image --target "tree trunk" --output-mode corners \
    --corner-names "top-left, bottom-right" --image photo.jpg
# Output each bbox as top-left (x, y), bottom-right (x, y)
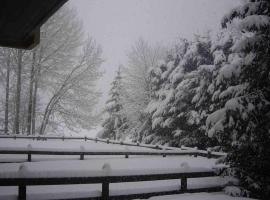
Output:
top-left (4, 53), bottom-right (10, 134)
top-left (39, 61), bottom-right (87, 135)
top-left (21, 107), bottom-right (27, 135)
top-left (39, 95), bottom-right (59, 135)
top-left (31, 47), bottom-right (41, 136)
top-left (14, 50), bottom-right (23, 135)
top-left (39, 106), bottom-right (51, 135)
top-left (39, 82), bottom-right (70, 135)
top-left (31, 51), bottom-right (42, 136)
top-left (32, 77), bottom-right (38, 135)
top-left (26, 51), bottom-right (36, 135)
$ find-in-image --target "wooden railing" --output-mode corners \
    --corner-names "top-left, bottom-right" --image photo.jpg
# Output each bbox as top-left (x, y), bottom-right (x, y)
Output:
top-left (0, 169), bottom-right (224, 200)
top-left (0, 148), bottom-right (222, 162)
top-left (0, 135), bottom-right (160, 149)
top-left (0, 135), bottom-right (226, 159)
top-left (0, 135), bottom-right (226, 199)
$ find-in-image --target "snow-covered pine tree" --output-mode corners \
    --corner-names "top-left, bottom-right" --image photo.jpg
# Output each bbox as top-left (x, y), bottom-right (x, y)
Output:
top-left (146, 36), bottom-right (216, 148)
top-left (206, 0), bottom-right (270, 198)
top-left (169, 35), bottom-right (215, 148)
top-left (121, 39), bottom-right (166, 142)
top-left (100, 67), bottom-right (128, 140)
top-left (145, 39), bottom-right (188, 145)
top-left (144, 54), bottom-right (178, 144)
top-left (194, 30), bottom-right (234, 149)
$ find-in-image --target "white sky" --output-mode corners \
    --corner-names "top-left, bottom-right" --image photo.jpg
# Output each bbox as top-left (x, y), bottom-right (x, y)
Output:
top-left (70, 0), bottom-right (242, 111)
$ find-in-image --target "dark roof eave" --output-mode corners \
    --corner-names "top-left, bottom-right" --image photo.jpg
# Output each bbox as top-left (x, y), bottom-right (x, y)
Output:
top-left (0, 0), bottom-right (68, 49)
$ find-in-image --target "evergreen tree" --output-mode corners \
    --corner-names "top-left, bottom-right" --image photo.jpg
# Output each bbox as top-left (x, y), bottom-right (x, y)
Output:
top-left (206, 1), bottom-right (270, 198)
top-left (121, 39), bottom-right (166, 142)
top-left (145, 53), bottom-right (179, 144)
top-left (100, 67), bottom-right (128, 140)
top-left (146, 36), bottom-right (216, 148)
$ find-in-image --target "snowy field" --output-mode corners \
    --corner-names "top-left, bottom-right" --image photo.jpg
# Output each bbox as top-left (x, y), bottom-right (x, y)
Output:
top-left (0, 138), bottom-right (155, 163)
top-left (0, 139), bottom-right (253, 200)
top-left (145, 192), bottom-right (256, 200)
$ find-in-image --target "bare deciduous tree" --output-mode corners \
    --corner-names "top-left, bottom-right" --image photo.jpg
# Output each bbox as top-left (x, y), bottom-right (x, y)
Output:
top-left (122, 38), bottom-right (166, 139)
top-left (39, 38), bottom-right (103, 135)
top-left (0, 5), bottom-right (103, 135)
top-left (13, 50), bottom-right (23, 134)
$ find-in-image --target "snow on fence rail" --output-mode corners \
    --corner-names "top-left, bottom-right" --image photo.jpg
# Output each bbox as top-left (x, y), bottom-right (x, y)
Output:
top-left (0, 149), bottom-right (221, 162)
top-left (0, 135), bottom-right (226, 159)
top-left (0, 135), bottom-right (158, 149)
top-left (0, 168), bottom-right (224, 200)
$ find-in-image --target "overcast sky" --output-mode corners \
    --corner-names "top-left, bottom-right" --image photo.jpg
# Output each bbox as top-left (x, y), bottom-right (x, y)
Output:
top-left (70, 0), bottom-right (242, 110)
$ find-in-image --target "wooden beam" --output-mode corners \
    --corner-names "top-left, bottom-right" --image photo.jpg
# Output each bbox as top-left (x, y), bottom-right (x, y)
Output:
top-left (18, 185), bottom-right (26, 200)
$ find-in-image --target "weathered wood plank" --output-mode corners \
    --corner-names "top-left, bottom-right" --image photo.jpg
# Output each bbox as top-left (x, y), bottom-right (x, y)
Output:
top-left (0, 171), bottom-right (217, 186)
top-left (18, 185), bottom-right (26, 200)
top-left (102, 182), bottom-right (109, 200)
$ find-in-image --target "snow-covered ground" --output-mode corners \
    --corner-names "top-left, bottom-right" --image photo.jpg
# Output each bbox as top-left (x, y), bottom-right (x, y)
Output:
top-left (44, 127), bottom-right (101, 138)
top-left (0, 138), bottom-right (152, 152)
top-left (0, 139), bottom-right (155, 162)
top-left (145, 192), bottom-right (256, 200)
top-left (0, 156), bottom-right (218, 178)
top-left (0, 139), bottom-right (253, 200)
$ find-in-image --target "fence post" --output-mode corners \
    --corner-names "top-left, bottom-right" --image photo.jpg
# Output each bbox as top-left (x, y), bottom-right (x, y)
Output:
top-left (163, 153), bottom-right (166, 157)
top-left (62, 136), bottom-right (65, 141)
top-left (18, 185), bottom-right (26, 200)
top-left (102, 182), bottom-right (109, 200)
top-left (14, 135), bottom-right (16, 140)
top-left (207, 148), bottom-right (212, 159)
top-left (84, 136), bottom-right (87, 141)
top-left (106, 139), bottom-right (109, 144)
top-left (194, 147), bottom-right (198, 157)
top-left (27, 153), bottom-right (31, 162)
top-left (181, 177), bottom-right (187, 191)
top-left (80, 154), bottom-right (84, 160)
top-left (95, 138), bottom-right (98, 143)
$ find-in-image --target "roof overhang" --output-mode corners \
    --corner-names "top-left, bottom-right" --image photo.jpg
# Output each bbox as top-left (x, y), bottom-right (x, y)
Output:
top-left (0, 0), bottom-right (68, 49)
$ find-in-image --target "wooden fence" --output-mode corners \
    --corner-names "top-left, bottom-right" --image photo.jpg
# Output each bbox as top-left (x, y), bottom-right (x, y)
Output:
top-left (0, 135), bottom-right (226, 160)
top-left (0, 149), bottom-right (221, 163)
top-left (0, 169), bottom-right (224, 200)
top-left (0, 135), bottom-right (226, 200)
top-left (0, 135), bottom-right (161, 150)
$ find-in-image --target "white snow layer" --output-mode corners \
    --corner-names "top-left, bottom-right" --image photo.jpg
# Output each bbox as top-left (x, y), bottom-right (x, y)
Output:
top-left (146, 192), bottom-right (256, 200)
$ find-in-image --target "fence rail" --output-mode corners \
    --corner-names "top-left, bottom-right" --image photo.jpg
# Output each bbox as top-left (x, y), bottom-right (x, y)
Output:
top-left (0, 148), bottom-right (222, 162)
top-left (0, 169), bottom-right (224, 200)
top-left (0, 135), bottom-right (159, 149)
top-left (0, 135), bottom-right (226, 199)
top-left (0, 135), bottom-right (226, 159)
